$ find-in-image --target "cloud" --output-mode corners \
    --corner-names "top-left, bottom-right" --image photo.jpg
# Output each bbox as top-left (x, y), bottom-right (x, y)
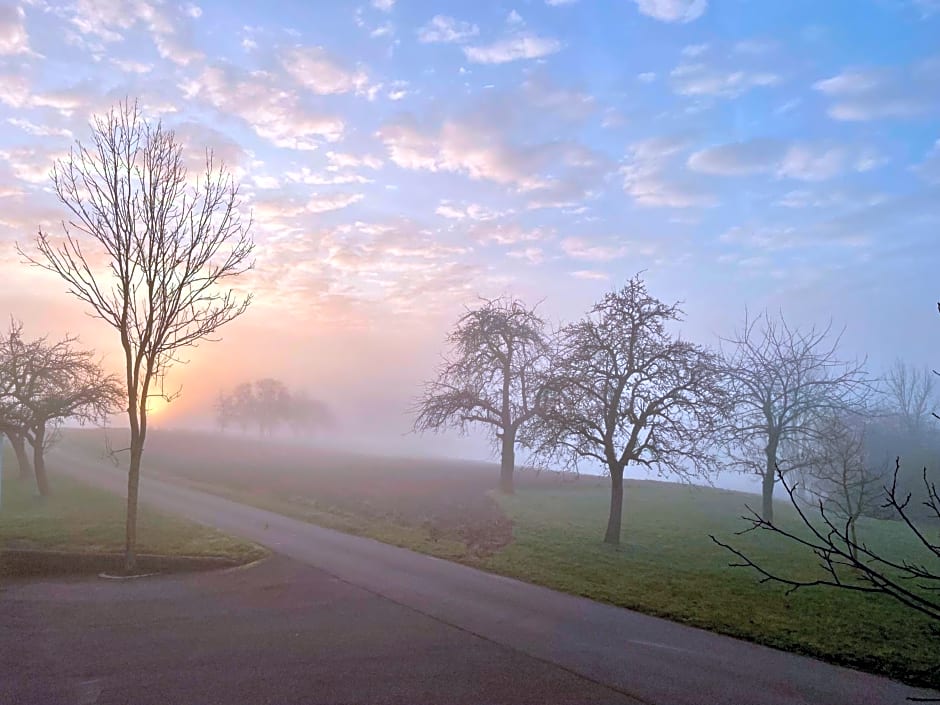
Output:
top-left (435, 202), bottom-right (509, 221)
top-left (814, 59), bottom-right (940, 121)
top-left (372, 0), bottom-right (395, 11)
top-left (377, 118), bottom-right (553, 191)
top-left (637, 72), bottom-right (656, 83)
top-left (0, 5), bottom-right (30, 55)
top-left (687, 139), bottom-right (887, 181)
top-left (182, 66), bottom-right (345, 149)
top-left (464, 33), bottom-right (561, 64)
top-left (417, 15), bottom-right (479, 44)
top-left (633, 0), bottom-right (707, 23)
top-left (687, 139), bottom-right (784, 175)
top-left (560, 237), bottom-right (627, 261)
top-left (281, 46), bottom-right (370, 95)
top-left (307, 193), bottom-right (364, 213)
top-left (67, 0), bottom-right (204, 65)
top-left (670, 62), bottom-right (780, 98)
top-left (621, 136), bottom-right (716, 208)
top-left (571, 269), bottom-right (609, 280)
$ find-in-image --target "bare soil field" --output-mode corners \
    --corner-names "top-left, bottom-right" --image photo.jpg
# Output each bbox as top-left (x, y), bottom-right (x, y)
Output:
top-left (62, 428), bottom-right (592, 556)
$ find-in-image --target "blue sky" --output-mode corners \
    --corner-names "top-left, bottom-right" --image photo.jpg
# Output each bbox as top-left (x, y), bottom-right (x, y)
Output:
top-left (1, 0), bottom-right (939, 470)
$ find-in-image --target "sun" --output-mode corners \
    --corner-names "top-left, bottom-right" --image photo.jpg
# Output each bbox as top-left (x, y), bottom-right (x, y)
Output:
top-left (145, 396), bottom-right (170, 417)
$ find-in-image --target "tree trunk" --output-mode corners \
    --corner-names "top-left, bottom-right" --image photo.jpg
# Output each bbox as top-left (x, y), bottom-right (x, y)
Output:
top-left (9, 432), bottom-right (32, 480)
top-left (499, 430), bottom-right (515, 494)
top-left (32, 425), bottom-right (50, 497)
top-left (125, 440), bottom-right (142, 573)
top-left (604, 467), bottom-right (625, 545)
top-left (762, 438), bottom-right (778, 523)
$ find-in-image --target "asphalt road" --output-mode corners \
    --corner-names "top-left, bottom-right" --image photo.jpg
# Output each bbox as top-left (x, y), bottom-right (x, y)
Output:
top-left (19, 452), bottom-right (938, 704)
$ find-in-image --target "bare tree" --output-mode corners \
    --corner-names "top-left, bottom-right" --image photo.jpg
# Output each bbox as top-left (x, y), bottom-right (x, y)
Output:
top-left (414, 296), bottom-right (550, 494)
top-left (20, 100), bottom-right (254, 570)
top-left (533, 276), bottom-right (729, 545)
top-left (883, 359), bottom-right (936, 438)
top-left (0, 320), bottom-right (122, 495)
top-left (215, 379), bottom-right (334, 436)
top-left (712, 459), bottom-right (939, 622)
top-left (720, 311), bottom-right (871, 523)
top-left (799, 412), bottom-right (887, 560)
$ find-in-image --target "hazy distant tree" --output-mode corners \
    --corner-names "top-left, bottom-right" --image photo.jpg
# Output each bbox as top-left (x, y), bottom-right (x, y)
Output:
top-left (287, 390), bottom-right (335, 435)
top-left (215, 380), bottom-right (333, 436)
top-left (21, 100), bottom-right (254, 570)
top-left (882, 359), bottom-right (936, 438)
top-left (800, 412), bottom-right (887, 560)
top-left (712, 458), bottom-right (939, 622)
top-left (534, 277), bottom-right (729, 545)
top-left (414, 296), bottom-right (550, 494)
top-left (254, 377), bottom-right (290, 435)
top-left (0, 320), bottom-right (122, 495)
top-left (720, 312), bottom-right (871, 523)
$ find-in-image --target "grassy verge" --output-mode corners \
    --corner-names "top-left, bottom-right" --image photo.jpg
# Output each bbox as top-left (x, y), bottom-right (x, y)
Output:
top-left (0, 449), bottom-right (265, 564)
top-left (486, 485), bottom-right (938, 689)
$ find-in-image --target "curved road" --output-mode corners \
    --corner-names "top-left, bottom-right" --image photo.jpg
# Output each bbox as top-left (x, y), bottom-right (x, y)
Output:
top-left (57, 453), bottom-right (937, 705)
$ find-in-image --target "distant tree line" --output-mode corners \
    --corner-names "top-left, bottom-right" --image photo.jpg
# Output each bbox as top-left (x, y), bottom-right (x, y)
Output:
top-left (0, 319), bottom-right (123, 496)
top-left (215, 378), bottom-right (334, 436)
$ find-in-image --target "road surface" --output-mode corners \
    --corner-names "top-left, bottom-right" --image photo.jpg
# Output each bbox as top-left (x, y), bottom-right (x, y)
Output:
top-left (36, 452), bottom-right (940, 704)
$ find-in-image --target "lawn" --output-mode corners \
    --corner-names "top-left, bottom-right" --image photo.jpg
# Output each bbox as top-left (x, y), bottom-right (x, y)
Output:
top-left (58, 429), bottom-right (940, 688)
top-left (0, 443), bottom-right (265, 563)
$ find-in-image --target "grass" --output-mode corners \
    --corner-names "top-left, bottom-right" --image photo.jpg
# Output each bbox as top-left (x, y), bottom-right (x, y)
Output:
top-left (56, 429), bottom-right (940, 688)
top-left (0, 445), bottom-right (266, 563)
top-left (485, 483), bottom-right (939, 689)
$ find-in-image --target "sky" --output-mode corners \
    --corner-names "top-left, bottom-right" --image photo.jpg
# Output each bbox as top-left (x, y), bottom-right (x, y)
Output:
top-left (0, 0), bottom-right (938, 484)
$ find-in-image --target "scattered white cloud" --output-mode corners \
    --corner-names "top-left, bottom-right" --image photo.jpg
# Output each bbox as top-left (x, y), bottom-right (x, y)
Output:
top-left (688, 139), bottom-right (887, 181)
top-left (671, 62), bottom-right (780, 98)
top-left (417, 15), bottom-right (479, 44)
top-left (307, 193), bottom-right (364, 213)
top-left (0, 5), bottom-right (30, 55)
top-left (814, 59), bottom-right (940, 121)
top-left (621, 136), bottom-right (716, 208)
top-left (507, 10), bottom-right (524, 25)
top-left (637, 72), bottom-right (657, 83)
top-left (435, 202), bottom-right (509, 221)
top-left (681, 43), bottom-right (709, 58)
top-left (372, 0), bottom-right (395, 11)
top-left (182, 66), bottom-right (345, 149)
top-left (464, 33), bottom-right (561, 64)
top-left (7, 118), bottom-right (72, 139)
top-left (281, 46), bottom-right (370, 95)
top-left (634, 0), bottom-right (707, 23)
top-left (560, 237), bottom-right (627, 261)
top-left (571, 269), bottom-right (609, 280)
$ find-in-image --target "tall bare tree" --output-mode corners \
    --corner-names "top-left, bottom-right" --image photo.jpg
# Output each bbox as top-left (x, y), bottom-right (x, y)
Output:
top-left (534, 276), bottom-right (729, 545)
top-left (21, 100), bottom-right (254, 570)
top-left (721, 311), bottom-right (870, 523)
top-left (414, 296), bottom-right (550, 494)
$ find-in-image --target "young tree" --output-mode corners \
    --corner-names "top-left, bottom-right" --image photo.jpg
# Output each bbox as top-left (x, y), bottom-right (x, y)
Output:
top-left (414, 296), bottom-right (550, 494)
top-left (21, 100), bottom-right (254, 570)
top-left (720, 312), bottom-right (870, 523)
top-left (534, 277), bottom-right (729, 545)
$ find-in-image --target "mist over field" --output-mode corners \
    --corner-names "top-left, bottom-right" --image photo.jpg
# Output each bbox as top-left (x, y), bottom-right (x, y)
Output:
top-left (1, 2), bottom-right (939, 701)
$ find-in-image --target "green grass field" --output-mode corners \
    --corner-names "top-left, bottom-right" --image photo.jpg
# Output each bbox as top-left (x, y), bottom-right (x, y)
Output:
top-left (55, 430), bottom-right (940, 688)
top-left (0, 445), bottom-right (265, 563)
